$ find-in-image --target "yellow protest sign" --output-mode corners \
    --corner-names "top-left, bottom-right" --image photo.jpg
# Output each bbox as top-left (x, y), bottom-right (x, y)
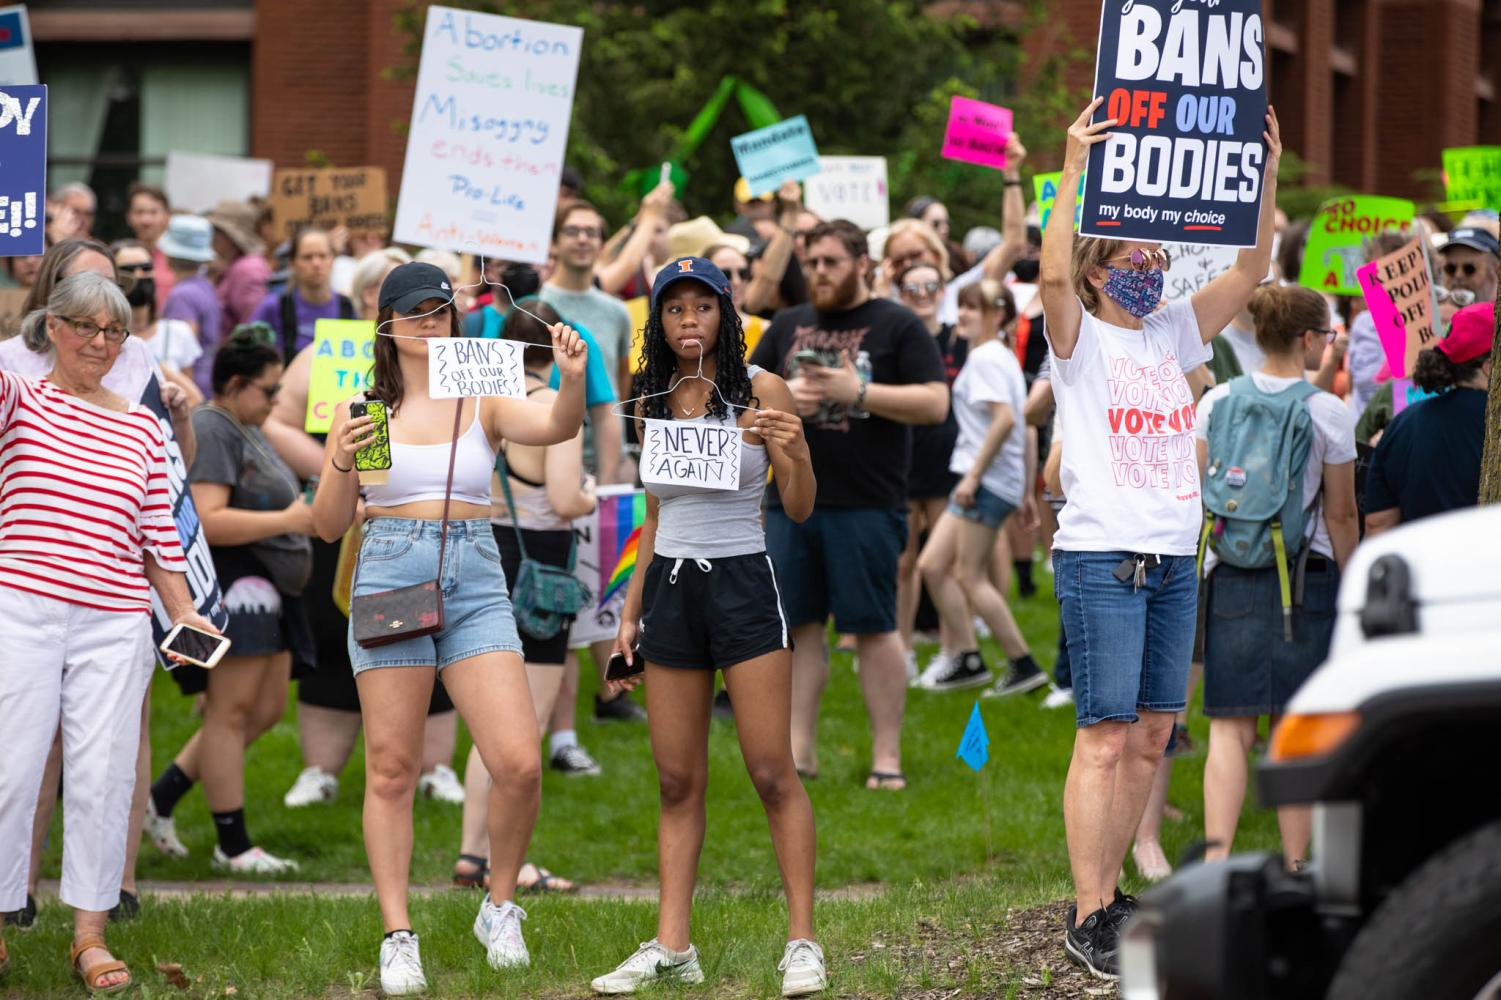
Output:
top-left (305, 319), bottom-right (375, 433)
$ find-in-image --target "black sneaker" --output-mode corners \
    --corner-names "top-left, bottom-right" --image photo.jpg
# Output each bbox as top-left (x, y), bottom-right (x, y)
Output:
top-left (1063, 905), bottom-right (1120, 981)
top-left (549, 743), bottom-right (602, 776)
top-left (921, 650), bottom-right (992, 692)
top-left (108, 889), bottom-right (140, 923)
top-left (594, 691), bottom-right (647, 723)
top-left (711, 689), bottom-right (734, 721)
top-left (985, 657), bottom-right (1049, 698)
top-left (1107, 887), bottom-right (1139, 931)
top-left (2, 894), bottom-right (35, 930)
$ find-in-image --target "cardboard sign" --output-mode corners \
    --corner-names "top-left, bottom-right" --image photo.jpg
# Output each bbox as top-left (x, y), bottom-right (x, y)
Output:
top-left (804, 156), bottom-right (889, 230)
top-left (305, 319), bottom-right (375, 433)
top-left (1034, 171), bottom-right (1084, 231)
top-left (1442, 146), bottom-right (1501, 212)
top-left (1299, 196), bottom-right (1414, 295)
top-left (1080, 0), bottom-right (1269, 247)
top-left (393, 6), bottom-right (583, 264)
top-left (428, 337), bottom-right (527, 398)
top-left (567, 486), bottom-right (645, 646)
top-left (638, 418), bottom-right (742, 491)
top-left (1355, 236), bottom-right (1435, 380)
top-left (941, 96), bottom-right (1013, 171)
top-left (1161, 242), bottom-right (1239, 303)
top-left (0, 5), bottom-right (38, 85)
top-left (0, 83), bottom-right (43, 255)
top-left (730, 115), bottom-right (820, 198)
top-left (164, 152), bottom-right (272, 213)
top-left (272, 167), bottom-right (388, 241)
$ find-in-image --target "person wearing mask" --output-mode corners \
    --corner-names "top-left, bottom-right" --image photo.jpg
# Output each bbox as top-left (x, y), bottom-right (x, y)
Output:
top-left (705, 242), bottom-right (766, 357)
top-left (591, 256), bottom-right (823, 997)
top-left (312, 262), bottom-right (586, 994)
top-left (0, 273), bottom-right (215, 995)
top-left (1039, 98), bottom-right (1281, 980)
top-left (145, 328), bottom-right (315, 874)
top-left (112, 240), bottom-right (203, 406)
top-left (210, 201), bottom-right (271, 330)
top-left (125, 183), bottom-right (175, 312)
top-left (159, 215), bottom-right (225, 399)
top-left (1365, 302), bottom-right (1495, 535)
top-left (1196, 284), bottom-right (1358, 869)
top-left (749, 220), bottom-right (949, 790)
top-left (544, 202), bottom-right (634, 408)
top-left (250, 226), bottom-right (354, 365)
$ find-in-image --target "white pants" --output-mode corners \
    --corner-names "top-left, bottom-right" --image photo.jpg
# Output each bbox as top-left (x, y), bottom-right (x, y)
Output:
top-left (0, 586), bottom-right (153, 912)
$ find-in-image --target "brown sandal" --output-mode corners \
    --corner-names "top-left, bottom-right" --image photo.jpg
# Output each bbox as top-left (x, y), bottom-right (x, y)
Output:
top-left (70, 936), bottom-right (131, 995)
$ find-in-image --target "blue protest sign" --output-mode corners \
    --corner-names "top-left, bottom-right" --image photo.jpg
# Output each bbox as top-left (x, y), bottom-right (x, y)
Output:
top-left (731, 115), bottom-right (820, 198)
top-left (1079, 1), bottom-right (1268, 248)
top-left (0, 83), bottom-right (44, 255)
top-left (956, 702), bottom-right (990, 772)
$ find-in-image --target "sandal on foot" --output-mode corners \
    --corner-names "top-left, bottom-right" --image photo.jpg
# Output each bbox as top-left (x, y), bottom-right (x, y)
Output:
top-left (517, 861), bottom-right (576, 894)
top-left (108, 890), bottom-right (139, 923)
top-left (71, 937), bottom-right (131, 995)
top-left (453, 853), bottom-right (489, 889)
top-left (865, 771), bottom-right (907, 791)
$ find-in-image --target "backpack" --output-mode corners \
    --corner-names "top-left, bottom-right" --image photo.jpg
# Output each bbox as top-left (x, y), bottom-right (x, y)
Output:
top-left (1197, 376), bottom-right (1321, 640)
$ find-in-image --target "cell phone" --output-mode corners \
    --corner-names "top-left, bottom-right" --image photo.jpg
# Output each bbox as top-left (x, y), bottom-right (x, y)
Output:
top-left (791, 349), bottom-right (829, 370)
top-left (349, 401), bottom-right (392, 474)
top-left (604, 646), bottom-right (643, 681)
top-left (160, 623), bottom-right (231, 669)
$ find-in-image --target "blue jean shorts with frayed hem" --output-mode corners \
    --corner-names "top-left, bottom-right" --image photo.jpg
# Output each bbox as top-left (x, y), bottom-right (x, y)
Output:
top-left (947, 483), bottom-right (1017, 531)
top-left (1053, 550), bottom-right (1197, 728)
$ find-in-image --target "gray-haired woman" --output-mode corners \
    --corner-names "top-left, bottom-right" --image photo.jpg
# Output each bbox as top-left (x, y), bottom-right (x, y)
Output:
top-left (0, 273), bottom-right (219, 994)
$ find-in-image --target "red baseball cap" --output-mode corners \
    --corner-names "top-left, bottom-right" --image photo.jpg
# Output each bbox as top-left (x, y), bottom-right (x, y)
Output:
top-left (1438, 302), bottom-right (1496, 364)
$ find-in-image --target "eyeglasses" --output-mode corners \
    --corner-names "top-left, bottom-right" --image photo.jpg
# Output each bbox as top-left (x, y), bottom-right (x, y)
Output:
top-left (1106, 248), bottom-right (1173, 272)
top-left (806, 255), bottom-right (854, 272)
top-left (1311, 327), bottom-right (1333, 342)
top-left (1443, 262), bottom-right (1480, 278)
top-left (900, 280), bottom-right (943, 297)
top-left (1437, 286), bottom-right (1477, 307)
top-left (559, 225), bottom-right (603, 241)
top-left (60, 316), bottom-right (130, 344)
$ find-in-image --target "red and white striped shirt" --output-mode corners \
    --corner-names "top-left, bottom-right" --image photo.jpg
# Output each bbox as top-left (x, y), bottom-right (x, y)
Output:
top-left (0, 371), bottom-right (187, 614)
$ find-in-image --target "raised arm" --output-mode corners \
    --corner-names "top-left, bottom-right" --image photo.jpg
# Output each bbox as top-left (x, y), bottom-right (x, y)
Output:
top-left (595, 179), bottom-right (675, 295)
top-left (745, 181), bottom-right (802, 317)
top-left (490, 323), bottom-right (588, 446)
top-left (982, 133), bottom-right (1029, 282)
top-left (1041, 98), bottom-right (1114, 360)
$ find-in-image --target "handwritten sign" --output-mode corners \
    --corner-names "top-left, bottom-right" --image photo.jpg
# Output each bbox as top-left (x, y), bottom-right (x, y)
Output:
top-left (0, 83), bottom-right (44, 255)
top-left (1034, 171), bottom-right (1084, 232)
top-left (164, 152), bottom-right (272, 213)
top-left (272, 167), bottom-right (388, 241)
top-left (1442, 146), bottom-right (1501, 212)
top-left (730, 115), bottom-right (820, 198)
top-left (1080, 0), bottom-right (1269, 247)
top-left (1161, 243), bottom-right (1239, 303)
top-left (393, 6), bottom-right (583, 264)
top-left (1355, 236), bottom-right (1435, 380)
top-left (305, 320), bottom-right (375, 433)
top-left (428, 337), bottom-right (527, 398)
top-left (804, 156), bottom-right (889, 230)
top-left (638, 419), bottom-right (742, 491)
top-left (1299, 196), bottom-right (1414, 295)
top-left (941, 96), bottom-right (1012, 171)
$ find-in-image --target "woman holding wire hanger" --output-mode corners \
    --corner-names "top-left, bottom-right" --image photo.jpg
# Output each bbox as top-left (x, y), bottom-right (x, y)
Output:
top-left (311, 261), bottom-right (588, 995)
top-left (588, 257), bottom-right (824, 997)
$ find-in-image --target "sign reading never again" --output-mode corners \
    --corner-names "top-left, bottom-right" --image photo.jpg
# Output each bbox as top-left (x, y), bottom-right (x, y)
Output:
top-left (1081, 0), bottom-right (1269, 247)
top-left (638, 419), bottom-right (742, 492)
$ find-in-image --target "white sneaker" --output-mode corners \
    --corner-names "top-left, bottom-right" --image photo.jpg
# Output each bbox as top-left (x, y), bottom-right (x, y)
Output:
top-left (903, 649), bottom-right (920, 687)
top-left (283, 766), bottom-right (338, 808)
top-left (779, 939), bottom-right (828, 997)
top-left (916, 651), bottom-right (954, 688)
top-left (380, 930), bottom-right (427, 996)
top-left (1041, 685), bottom-right (1075, 709)
top-left (144, 799), bottom-right (189, 858)
top-left (973, 616), bottom-right (992, 639)
top-left (212, 845), bottom-right (299, 874)
top-left (416, 764), bottom-right (465, 804)
top-left (591, 940), bottom-right (704, 994)
top-left (473, 897), bottom-right (529, 969)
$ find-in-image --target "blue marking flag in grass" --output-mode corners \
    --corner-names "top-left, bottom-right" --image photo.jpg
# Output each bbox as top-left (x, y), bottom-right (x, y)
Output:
top-left (956, 701), bottom-right (989, 772)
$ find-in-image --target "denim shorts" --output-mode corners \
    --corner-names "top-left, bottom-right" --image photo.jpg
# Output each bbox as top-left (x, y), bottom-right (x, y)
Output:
top-left (1054, 550), bottom-right (1198, 728)
top-left (947, 483), bottom-right (1017, 530)
top-left (348, 518), bottom-right (523, 674)
top-left (765, 507), bottom-right (906, 635)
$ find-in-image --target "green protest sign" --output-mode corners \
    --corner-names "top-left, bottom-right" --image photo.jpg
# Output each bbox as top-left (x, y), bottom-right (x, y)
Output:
top-left (1442, 146), bottom-right (1501, 212)
top-left (1034, 171), bottom-right (1084, 232)
top-left (1298, 195), bottom-right (1415, 296)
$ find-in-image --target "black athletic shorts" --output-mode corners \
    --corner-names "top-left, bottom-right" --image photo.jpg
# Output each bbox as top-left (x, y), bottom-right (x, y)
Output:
top-left (495, 523), bottom-right (575, 665)
top-left (636, 552), bottom-right (792, 671)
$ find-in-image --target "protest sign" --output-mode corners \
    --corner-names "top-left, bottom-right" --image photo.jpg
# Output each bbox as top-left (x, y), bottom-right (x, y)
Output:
top-left (393, 6), bottom-right (583, 264)
top-left (1161, 243), bottom-right (1239, 302)
top-left (731, 115), bottom-right (820, 198)
top-left (568, 486), bottom-right (645, 646)
top-left (941, 96), bottom-right (1012, 171)
top-left (638, 418), bottom-right (743, 492)
top-left (1034, 171), bottom-right (1083, 231)
top-left (305, 320), bottom-right (375, 433)
top-left (428, 336), bottom-right (527, 399)
top-left (1442, 146), bottom-right (1501, 212)
top-left (164, 152), bottom-right (272, 213)
top-left (0, 5), bottom-right (37, 85)
top-left (1080, 0), bottom-right (1269, 247)
top-left (271, 167), bottom-right (388, 241)
top-left (1355, 236), bottom-right (1435, 380)
top-left (0, 83), bottom-right (43, 255)
top-left (1299, 195), bottom-right (1414, 295)
top-left (804, 156), bottom-right (889, 230)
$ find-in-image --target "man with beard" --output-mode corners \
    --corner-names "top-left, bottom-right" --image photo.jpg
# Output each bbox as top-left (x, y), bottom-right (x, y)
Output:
top-left (750, 220), bottom-right (949, 789)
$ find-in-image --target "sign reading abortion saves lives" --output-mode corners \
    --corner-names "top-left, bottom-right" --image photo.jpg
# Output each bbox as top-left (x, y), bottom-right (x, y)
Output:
top-left (638, 419), bottom-right (742, 492)
top-left (1081, 0), bottom-right (1268, 248)
top-left (428, 338), bottom-right (528, 399)
top-left (393, 7), bottom-right (583, 265)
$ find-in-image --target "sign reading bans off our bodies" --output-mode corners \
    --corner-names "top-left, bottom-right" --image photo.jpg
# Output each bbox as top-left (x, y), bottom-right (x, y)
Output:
top-left (638, 419), bottom-right (742, 492)
top-left (1081, 0), bottom-right (1268, 247)
top-left (428, 337), bottom-right (528, 399)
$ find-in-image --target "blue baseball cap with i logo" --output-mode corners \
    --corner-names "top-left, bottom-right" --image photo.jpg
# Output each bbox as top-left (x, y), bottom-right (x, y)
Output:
top-left (651, 256), bottom-right (732, 308)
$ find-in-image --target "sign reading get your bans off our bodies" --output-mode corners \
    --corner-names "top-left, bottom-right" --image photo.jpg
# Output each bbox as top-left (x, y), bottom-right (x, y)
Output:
top-left (1081, 0), bottom-right (1269, 247)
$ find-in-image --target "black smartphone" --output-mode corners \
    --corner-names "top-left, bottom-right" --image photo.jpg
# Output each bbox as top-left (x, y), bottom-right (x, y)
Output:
top-left (604, 647), bottom-right (643, 680)
top-left (349, 401), bottom-right (392, 473)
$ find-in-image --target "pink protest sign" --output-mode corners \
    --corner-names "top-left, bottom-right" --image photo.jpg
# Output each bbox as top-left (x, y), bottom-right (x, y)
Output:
top-left (1355, 236), bottom-right (1435, 379)
top-left (941, 96), bottom-right (1012, 171)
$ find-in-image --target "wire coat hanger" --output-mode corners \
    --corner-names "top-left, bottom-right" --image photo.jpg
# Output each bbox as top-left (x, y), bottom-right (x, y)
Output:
top-left (611, 340), bottom-right (760, 419)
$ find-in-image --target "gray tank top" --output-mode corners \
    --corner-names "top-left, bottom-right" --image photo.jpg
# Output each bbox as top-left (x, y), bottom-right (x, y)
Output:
top-left (647, 364), bottom-right (770, 559)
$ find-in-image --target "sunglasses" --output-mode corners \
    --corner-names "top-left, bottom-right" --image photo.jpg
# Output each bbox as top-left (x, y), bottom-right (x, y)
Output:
top-left (1437, 286), bottom-right (1477, 307)
top-left (117, 262), bottom-right (153, 275)
top-left (1443, 262), bottom-right (1480, 278)
top-left (900, 280), bottom-right (943, 297)
top-left (1106, 248), bottom-right (1173, 272)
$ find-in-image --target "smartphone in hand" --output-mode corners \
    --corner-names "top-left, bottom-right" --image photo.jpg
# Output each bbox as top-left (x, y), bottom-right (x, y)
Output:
top-left (349, 400), bottom-right (392, 483)
top-left (160, 623), bottom-right (231, 669)
top-left (604, 646), bottom-right (643, 680)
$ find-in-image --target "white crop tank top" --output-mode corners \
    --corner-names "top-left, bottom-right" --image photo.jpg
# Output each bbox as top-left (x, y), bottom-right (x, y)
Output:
top-left (361, 404), bottom-right (496, 508)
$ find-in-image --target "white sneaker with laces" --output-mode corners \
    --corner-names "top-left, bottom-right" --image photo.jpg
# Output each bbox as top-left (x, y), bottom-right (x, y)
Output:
top-left (144, 799), bottom-right (189, 858)
top-left (380, 930), bottom-right (427, 996)
top-left (416, 763), bottom-right (465, 803)
top-left (473, 897), bottom-right (529, 969)
top-left (283, 766), bottom-right (338, 808)
top-left (916, 651), bottom-right (954, 688)
top-left (1041, 685), bottom-right (1075, 709)
top-left (591, 940), bottom-right (704, 994)
top-left (779, 939), bottom-right (828, 996)
top-left (212, 845), bottom-right (299, 874)
top-left (903, 649), bottom-right (920, 687)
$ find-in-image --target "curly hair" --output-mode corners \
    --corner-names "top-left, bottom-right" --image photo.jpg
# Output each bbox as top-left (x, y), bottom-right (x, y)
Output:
top-left (635, 290), bottom-right (756, 421)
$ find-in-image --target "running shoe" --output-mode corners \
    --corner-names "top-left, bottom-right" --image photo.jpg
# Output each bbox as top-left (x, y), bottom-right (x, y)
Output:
top-left (212, 845), bottom-right (299, 875)
top-left (1040, 685), bottom-right (1075, 709)
top-left (379, 930), bottom-right (427, 996)
top-left (550, 743), bottom-right (602, 777)
top-left (416, 764), bottom-right (465, 804)
top-left (282, 766), bottom-right (338, 808)
top-left (473, 897), bottom-right (529, 968)
top-left (144, 798), bottom-right (189, 858)
top-left (591, 940), bottom-right (704, 994)
top-left (779, 939), bottom-right (828, 996)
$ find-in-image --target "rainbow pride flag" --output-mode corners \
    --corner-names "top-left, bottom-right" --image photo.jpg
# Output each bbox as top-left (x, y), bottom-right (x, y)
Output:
top-left (597, 489), bottom-right (647, 608)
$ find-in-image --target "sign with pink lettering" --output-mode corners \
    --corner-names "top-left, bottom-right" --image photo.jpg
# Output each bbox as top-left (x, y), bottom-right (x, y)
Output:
top-left (941, 96), bottom-right (1012, 171)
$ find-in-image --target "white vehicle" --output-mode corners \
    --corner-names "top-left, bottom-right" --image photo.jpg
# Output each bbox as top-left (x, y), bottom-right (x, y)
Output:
top-left (1122, 504), bottom-right (1501, 1000)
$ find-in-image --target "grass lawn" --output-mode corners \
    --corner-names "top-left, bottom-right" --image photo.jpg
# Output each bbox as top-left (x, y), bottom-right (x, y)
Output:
top-left (11, 579), bottom-right (1281, 998)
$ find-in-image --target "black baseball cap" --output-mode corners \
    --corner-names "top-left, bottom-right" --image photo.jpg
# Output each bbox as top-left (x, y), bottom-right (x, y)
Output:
top-left (1440, 227), bottom-right (1500, 257)
top-left (379, 261), bottom-right (453, 313)
top-left (651, 256), bottom-right (732, 307)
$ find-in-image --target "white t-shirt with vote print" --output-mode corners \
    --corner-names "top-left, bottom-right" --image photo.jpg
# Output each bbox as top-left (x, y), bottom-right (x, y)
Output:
top-left (1047, 298), bottom-right (1212, 555)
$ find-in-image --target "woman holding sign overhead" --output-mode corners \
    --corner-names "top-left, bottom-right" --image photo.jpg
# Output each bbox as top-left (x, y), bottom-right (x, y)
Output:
top-left (590, 257), bottom-right (823, 998)
top-left (1039, 97), bottom-right (1281, 981)
top-left (311, 261), bottom-right (588, 995)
